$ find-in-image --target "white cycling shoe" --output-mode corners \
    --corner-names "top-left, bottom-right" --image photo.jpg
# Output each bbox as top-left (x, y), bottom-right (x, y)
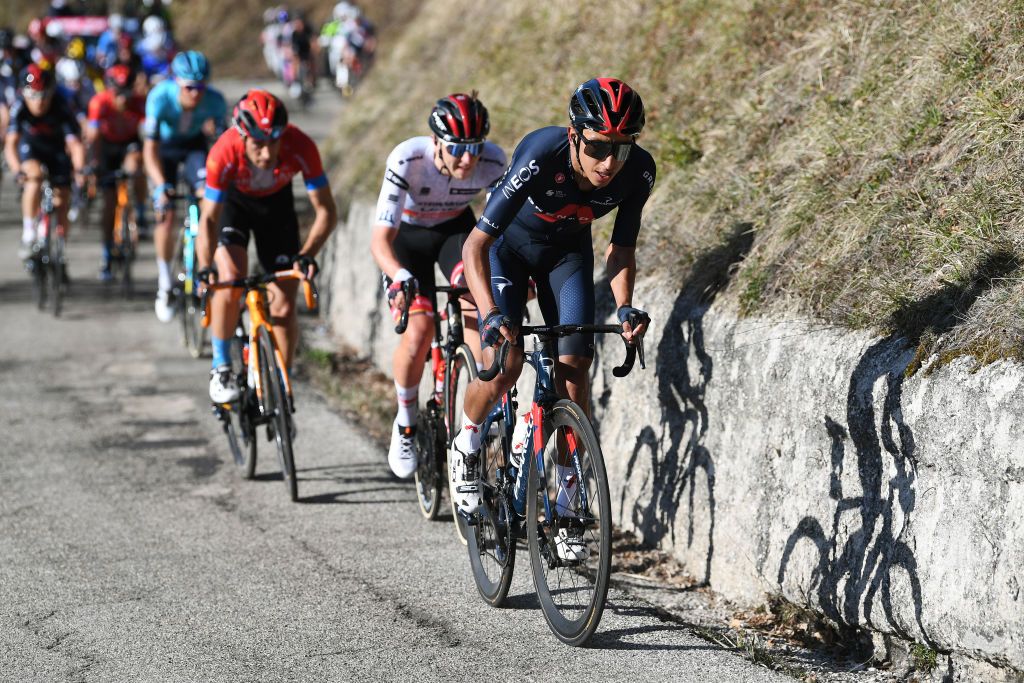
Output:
top-left (448, 442), bottom-right (482, 515)
top-left (388, 420), bottom-right (417, 479)
top-left (209, 366), bottom-right (241, 404)
top-left (554, 527), bottom-right (590, 562)
top-left (154, 289), bottom-right (175, 323)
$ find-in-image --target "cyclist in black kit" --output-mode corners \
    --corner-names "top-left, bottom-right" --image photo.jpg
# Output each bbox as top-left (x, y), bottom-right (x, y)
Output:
top-left (449, 78), bottom-right (654, 516)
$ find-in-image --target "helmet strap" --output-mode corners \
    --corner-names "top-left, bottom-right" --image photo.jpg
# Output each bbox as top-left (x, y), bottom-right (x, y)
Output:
top-left (568, 127), bottom-right (590, 189)
top-left (433, 135), bottom-right (455, 180)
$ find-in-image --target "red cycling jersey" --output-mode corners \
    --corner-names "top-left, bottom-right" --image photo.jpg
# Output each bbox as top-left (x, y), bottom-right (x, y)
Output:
top-left (204, 124), bottom-right (328, 202)
top-left (86, 90), bottom-right (145, 145)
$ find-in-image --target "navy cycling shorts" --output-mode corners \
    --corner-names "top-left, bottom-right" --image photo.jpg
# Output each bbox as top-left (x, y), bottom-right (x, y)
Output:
top-left (17, 142), bottom-right (72, 187)
top-left (159, 136), bottom-right (207, 195)
top-left (489, 226), bottom-right (595, 358)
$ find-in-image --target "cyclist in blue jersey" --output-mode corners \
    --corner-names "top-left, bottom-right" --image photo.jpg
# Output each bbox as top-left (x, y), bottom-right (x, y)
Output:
top-left (143, 50), bottom-right (227, 322)
top-left (448, 78), bottom-right (654, 520)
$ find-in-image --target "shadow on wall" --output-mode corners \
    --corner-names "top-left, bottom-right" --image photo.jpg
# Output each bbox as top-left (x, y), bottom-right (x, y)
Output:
top-left (604, 222), bottom-right (754, 586)
top-left (777, 250), bottom-right (1020, 644)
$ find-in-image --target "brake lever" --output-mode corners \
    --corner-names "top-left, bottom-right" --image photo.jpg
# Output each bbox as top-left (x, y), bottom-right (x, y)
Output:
top-left (394, 280), bottom-right (414, 334)
top-left (478, 338), bottom-right (511, 381)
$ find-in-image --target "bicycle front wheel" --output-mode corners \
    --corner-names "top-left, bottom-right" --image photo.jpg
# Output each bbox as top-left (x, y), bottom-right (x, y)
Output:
top-left (467, 408), bottom-right (516, 607)
top-left (414, 400), bottom-right (445, 520)
top-left (119, 202), bottom-right (135, 299)
top-left (527, 399), bottom-right (612, 646)
top-left (258, 326), bottom-right (297, 501)
top-left (445, 343), bottom-right (477, 545)
top-left (48, 232), bottom-right (65, 318)
top-left (182, 292), bottom-right (206, 358)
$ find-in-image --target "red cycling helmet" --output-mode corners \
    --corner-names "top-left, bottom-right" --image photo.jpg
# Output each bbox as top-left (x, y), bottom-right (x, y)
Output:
top-left (428, 93), bottom-right (489, 143)
top-left (105, 64), bottom-right (133, 91)
top-left (21, 63), bottom-right (55, 94)
top-left (233, 89), bottom-right (288, 141)
top-left (568, 78), bottom-right (645, 137)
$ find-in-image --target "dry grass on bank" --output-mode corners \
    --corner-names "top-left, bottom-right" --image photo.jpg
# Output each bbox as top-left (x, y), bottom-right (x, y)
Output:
top-left (327, 0), bottom-right (1024, 367)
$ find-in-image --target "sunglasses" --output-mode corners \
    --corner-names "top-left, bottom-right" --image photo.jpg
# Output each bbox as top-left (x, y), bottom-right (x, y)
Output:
top-left (180, 81), bottom-right (206, 93)
top-left (444, 142), bottom-right (482, 157)
top-left (248, 126), bottom-right (286, 143)
top-left (575, 132), bottom-right (633, 161)
top-left (23, 88), bottom-right (49, 101)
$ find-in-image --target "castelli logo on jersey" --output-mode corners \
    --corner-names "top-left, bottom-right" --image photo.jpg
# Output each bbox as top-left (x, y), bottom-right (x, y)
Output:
top-left (555, 172), bottom-right (565, 184)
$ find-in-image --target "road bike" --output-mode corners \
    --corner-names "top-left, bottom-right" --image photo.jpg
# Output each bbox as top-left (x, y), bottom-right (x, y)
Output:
top-left (168, 187), bottom-right (206, 358)
top-left (392, 280), bottom-right (478, 545)
top-left (24, 172), bottom-right (67, 317)
top-left (202, 268), bottom-right (318, 502)
top-left (107, 169), bottom-right (139, 299)
top-left (467, 316), bottom-right (648, 645)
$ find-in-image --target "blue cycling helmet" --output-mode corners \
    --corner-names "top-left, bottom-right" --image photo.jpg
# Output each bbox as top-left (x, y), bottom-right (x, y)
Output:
top-left (171, 50), bottom-right (210, 82)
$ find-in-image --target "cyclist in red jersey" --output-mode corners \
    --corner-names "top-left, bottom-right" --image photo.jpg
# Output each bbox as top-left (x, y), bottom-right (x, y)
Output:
top-left (196, 89), bottom-right (337, 403)
top-left (85, 64), bottom-right (148, 280)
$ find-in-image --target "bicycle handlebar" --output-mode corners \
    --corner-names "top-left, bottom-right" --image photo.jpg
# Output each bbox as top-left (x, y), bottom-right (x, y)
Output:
top-left (200, 268), bottom-right (318, 329)
top-left (477, 314), bottom-right (650, 382)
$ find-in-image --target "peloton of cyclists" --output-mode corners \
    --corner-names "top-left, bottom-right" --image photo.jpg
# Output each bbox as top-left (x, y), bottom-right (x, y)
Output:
top-left (142, 49), bottom-right (227, 322)
top-left (86, 64), bottom-right (148, 281)
top-left (369, 92), bottom-right (507, 479)
top-left (6, 63), bottom-right (86, 263)
top-left (448, 78), bottom-right (654, 554)
top-left (197, 89), bottom-right (337, 404)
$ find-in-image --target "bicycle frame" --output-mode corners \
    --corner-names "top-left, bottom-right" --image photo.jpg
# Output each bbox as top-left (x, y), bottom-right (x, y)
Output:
top-left (244, 286), bottom-right (294, 408)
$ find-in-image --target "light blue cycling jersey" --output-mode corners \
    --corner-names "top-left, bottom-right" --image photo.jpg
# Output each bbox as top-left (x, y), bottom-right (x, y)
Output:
top-left (143, 79), bottom-right (228, 144)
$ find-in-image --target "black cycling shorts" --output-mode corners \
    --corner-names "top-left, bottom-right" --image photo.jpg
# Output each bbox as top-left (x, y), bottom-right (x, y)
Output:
top-left (17, 141), bottom-right (72, 187)
top-left (97, 139), bottom-right (141, 188)
top-left (387, 207), bottom-right (475, 312)
top-left (490, 225), bottom-right (595, 358)
top-left (159, 135), bottom-right (207, 195)
top-left (217, 184), bottom-right (300, 273)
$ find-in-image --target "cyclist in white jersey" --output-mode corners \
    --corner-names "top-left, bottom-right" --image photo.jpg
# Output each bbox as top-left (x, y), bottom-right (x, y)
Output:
top-left (370, 92), bottom-right (506, 479)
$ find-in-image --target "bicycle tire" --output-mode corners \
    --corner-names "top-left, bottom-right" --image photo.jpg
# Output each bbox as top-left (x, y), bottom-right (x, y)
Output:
top-left (224, 336), bottom-right (257, 479)
top-left (48, 230), bottom-right (65, 318)
top-left (182, 293), bottom-right (206, 358)
top-left (32, 248), bottom-right (47, 311)
top-left (467, 407), bottom-right (516, 607)
top-left (527, 399), bottom-right (612, 646)
top-left (119, 200), bottom-right (135, 299)
top-left (413, 399), bottom-right (445, 520)
top-left (445, 343), bottom-right (477, 546)
top-left (258, 326), bottom-right (297, 501)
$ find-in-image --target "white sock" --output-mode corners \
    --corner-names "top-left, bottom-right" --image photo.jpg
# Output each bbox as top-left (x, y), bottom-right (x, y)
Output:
top-left (22, 217), bottom-right (35, 243)
top-left (157, 259), bottom-right (173, 292)
top-left (453, 413), bottom-right (483, 454)
top-left (555, 464), bottom-right (578, 516)
top-left (394, 381), bottom-right (418, 427)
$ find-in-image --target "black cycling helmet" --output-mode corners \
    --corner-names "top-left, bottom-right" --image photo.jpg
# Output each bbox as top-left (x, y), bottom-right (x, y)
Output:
top-left (568, 78), bottom-right (645, 137)
top-left (428, 93), bottom-right (489, 144)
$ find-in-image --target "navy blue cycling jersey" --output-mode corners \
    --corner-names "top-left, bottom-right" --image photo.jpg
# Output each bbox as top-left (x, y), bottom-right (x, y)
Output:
top-left (8, 94), bottom-right (80, 151)
top-left (477, 125), bottom-right (656, 247)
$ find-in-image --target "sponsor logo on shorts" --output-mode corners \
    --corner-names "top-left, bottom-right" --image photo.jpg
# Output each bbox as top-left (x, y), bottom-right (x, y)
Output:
top-left (492, 276), bottom-right (513, 295)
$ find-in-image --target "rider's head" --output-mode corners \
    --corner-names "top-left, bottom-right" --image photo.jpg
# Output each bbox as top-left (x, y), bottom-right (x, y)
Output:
top-left (233, 89), bottom-right (288, 169)
top-left (567, 78), bottom-right (645, 189)
top-left (21, 63), bottom-right (55, 115)
top-left (428, 92), bottom-right (489, 180)
top-left (172, 50), bottom-right (210, 110)
top-left (105, 64), bottom-right (134, 107)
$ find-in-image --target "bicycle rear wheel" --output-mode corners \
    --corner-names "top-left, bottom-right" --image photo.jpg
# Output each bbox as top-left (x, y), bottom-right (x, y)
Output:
top-left (444, 343), bottom-right (477, 545)
top-left (414, 398), bottom-right (446, 520)
top-left (221, 337), bottom-right (257, 479)
top-left (527, 399), bottom-right (612, 646)
top-left (467, 408), bottom-right (516, 606)
top-left (31, 248), bottom-right (47, 311)
top-left (258, 326), bottom-right (297, 501)
top-left (182, 292), bottom-right (206, 358)
top-left (119, 201), bottom-right (136, 299)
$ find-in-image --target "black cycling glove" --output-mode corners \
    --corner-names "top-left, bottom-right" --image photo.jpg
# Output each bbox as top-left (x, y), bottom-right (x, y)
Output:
top-left (293, 254), bottom-right (319, 277)
top-left (617, 305), bottom-right (649, 327)
top-left (480, 309), bottom-right (511, 348)
top-left (197, 266), bottom-right (218, 284)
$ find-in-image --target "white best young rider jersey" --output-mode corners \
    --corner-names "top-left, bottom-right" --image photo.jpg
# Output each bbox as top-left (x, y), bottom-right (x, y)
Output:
top-left (374, 136), bottom-right (507, 229)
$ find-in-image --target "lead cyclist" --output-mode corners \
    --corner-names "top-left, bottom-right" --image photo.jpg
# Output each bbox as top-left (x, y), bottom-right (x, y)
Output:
top-left (450, 78), bottom-right (655, 560)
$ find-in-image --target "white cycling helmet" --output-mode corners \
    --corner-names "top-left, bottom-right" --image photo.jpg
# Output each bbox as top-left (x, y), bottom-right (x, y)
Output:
top-left (56, 57), bottom-right (84, 84)
top-left (108, 13), bottom-right (124, 31)
top-left (142, 15), bottom-right (165, 36)
top-left (45, 21), bottom-right (66, 40)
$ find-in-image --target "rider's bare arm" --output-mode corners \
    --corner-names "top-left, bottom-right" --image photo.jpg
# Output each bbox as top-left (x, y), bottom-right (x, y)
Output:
top-left (66, 135), bottom-right (86, 174)
top-left (463, 228), bottom-right (515, 344)
top-left (4, 131), bottom-right (19, 176)
top-left (369, 224), bottom-right (405, 279)
top-left (297, 184), bottom-right (337, 261)
top-left (142, 138), bottom-right (165, 187)
top-left (196, 197), bottom-right (223, 271)
top-left (605, 242), bottom-right (647, 342)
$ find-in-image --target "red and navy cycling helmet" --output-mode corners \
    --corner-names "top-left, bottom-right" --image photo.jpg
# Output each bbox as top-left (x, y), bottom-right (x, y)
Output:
top-left (568, 78), bottom-right (645, 137)
top-left (428, 93), bottom-right (489, 143)
top-left (233, 89), bottom-right (288, 141)
top-left (21, 63), bottom-right (56, 95)
top-left (105, 64), bottom-right (134, 92)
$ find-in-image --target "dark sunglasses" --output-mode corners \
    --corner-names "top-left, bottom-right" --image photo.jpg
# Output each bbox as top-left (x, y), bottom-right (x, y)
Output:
top-left (575, 132), bottom-right (633, 161)
top-left (445, 142), bottom-right (482, 157)
top-left (181, 81), bottom-right (206, 93)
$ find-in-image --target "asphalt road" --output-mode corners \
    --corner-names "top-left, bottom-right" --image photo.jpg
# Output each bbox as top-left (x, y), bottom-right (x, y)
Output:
top-left (0, 79), bottom-right (786, 682)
